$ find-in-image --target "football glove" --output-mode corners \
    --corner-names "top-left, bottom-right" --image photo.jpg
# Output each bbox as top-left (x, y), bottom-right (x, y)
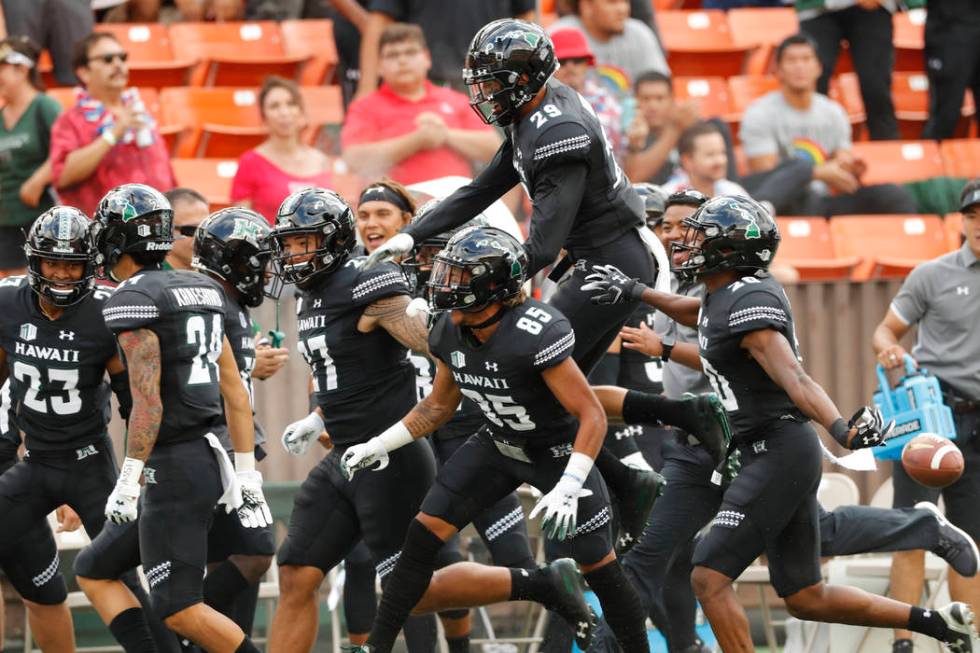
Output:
top-left (581, 264), bottom-right (646, 305)
top-left (528, 452), bottom-right (595, 541)
top-left (830, 406), bottom-right (894, 450)
top-left (282, 411), bottom-right (325, 456)
top-left (235, 470), bottom-right (273, 528)
top-left (363, 232), bottom-right (414, 270)
top-left (340, 438), bottom-right (390, 481)
top-left (105, 457), bottom-right (142, 524)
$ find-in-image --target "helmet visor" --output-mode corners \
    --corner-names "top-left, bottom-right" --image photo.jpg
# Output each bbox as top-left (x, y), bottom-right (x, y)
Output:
top-left (426, 256), bottom-right (477, 312)
top-left (465, 72), bottom-right (513, 125)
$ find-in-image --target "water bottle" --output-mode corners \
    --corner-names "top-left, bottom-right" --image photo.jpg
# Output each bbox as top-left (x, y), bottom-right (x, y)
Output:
top-left (132, 98), bottom-right (153, 148)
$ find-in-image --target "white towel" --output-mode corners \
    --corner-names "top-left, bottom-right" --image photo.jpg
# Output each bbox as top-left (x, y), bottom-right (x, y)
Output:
top-left (635, 225), bottom-right (672, 294)
top-left (204, 433), bottom-right (243, 511)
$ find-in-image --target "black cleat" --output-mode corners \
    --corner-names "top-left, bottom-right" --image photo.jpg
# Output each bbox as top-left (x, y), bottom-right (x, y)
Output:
top-left (682, 392), bottom-right (732, 466)
top-left (919, 502), bottom-right (980, 578)
top-left (615, 467), bottom-right (665, 555)
top-left (544, 558), bottom-right (597, 650)
top-left (938, 602), bottom-right (979, 652)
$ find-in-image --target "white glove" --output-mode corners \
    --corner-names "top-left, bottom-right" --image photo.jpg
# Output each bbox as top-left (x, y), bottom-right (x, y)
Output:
top-left (105, 457), bottom-right (142, 524)
top-left (236, 470), bottom-right (273, 528)
top-left (340, 437), bottom-right (390, 481)
top-left (282, 411), bottom-right (325, 456)
top-left (528, 453), bottom-right (595, 541)
top-left (363, 232), bottom-right (414, 270)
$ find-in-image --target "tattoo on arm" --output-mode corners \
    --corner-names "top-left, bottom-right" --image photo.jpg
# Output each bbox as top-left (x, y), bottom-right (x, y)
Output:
top-left (403, 391), bottom-right (460, 438)
top-left (365, 295), bottom-right (431, 355)
top-left (117, 329), bottom-right (163, 462)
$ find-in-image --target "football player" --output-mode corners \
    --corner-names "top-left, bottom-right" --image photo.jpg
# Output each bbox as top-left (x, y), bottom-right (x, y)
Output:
top-left (583, 195), bottom-right (980, 653)
top-left (363, 19), bottom-right (729, 550)
top-left (0, 206), bottom-right (169, 653)
top-left (192, 208), bottom-right (278, 637)
top-left (73, 184), bottom-right (271, 653)
top-left (341, 226), bottom-right (651, 653)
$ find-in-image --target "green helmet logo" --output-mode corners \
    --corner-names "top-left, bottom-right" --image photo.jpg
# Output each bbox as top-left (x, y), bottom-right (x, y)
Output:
top-left (745, 217), bottom-right (761, 239)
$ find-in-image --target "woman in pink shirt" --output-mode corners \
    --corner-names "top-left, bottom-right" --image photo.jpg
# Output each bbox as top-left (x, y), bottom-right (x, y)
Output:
top-left (231, 76), bottom-right (333, 224)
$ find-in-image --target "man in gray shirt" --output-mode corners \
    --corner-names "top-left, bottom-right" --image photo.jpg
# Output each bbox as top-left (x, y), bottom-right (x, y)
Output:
top-left (873, 179), bottom-right (980, 653)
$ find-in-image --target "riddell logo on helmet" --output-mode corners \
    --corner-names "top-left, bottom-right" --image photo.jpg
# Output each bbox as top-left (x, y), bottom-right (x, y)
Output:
top-left (144, 242), bottom-right (173, 251)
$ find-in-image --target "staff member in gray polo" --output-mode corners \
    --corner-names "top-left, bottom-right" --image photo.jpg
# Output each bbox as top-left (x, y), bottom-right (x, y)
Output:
top-left (873, 178), bottom-right (980, 653)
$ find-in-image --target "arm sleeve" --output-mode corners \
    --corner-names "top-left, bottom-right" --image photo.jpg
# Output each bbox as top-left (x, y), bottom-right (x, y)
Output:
top-left (532, 318), bottom-right (576, 371)
top-left (351, 261), bottom-right (411, 306)
top-left (524, 160), bottom-right (587, 275)
top-left (739, 104), bottom-right (780, 159)
top-left (102, 289), bottom-right (161, 334)
top-left (727, 290), bottom-right (791, 337)
top-left (230, 151), bottom-right (259, 203)
top-left (110, 370), bottom-right (132, 421)
top-left (890, 264), bottom-right (930, 326)
top-left (403, 139), bottom-right (520, 243)
top-left (48, 112), bottom-right (83, 185)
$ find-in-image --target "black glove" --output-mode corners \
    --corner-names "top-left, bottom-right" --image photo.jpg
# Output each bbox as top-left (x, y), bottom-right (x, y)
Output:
top-left (581, 264), bottom-right (647, 305)
top-left (829, 407), bottom-right (893, 450)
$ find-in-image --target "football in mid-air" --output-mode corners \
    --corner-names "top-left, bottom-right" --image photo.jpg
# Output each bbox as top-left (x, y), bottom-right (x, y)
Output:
top-left (901, 433), bottom-right (964, 489)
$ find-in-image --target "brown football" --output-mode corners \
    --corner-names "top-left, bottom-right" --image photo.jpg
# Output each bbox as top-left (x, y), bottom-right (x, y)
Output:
top-left (901, 433), bottom-right (964, 489)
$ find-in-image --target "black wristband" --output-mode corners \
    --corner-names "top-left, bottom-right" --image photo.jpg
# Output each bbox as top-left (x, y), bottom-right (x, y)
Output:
top-left (829, 418), bottom-right (850, 447)
top-left (661, 343), bottom-right (673, 362)
top-left (629, 281), bottom-right (648, 302)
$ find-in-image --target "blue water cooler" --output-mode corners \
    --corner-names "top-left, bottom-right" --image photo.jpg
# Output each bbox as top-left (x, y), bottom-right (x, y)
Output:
top-left (872, 355), bottom-right (956, 460)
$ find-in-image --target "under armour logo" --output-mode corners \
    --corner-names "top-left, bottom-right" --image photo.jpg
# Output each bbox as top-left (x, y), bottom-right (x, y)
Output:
top-left (752, 440), bottom-right (767, 454)
top-left (143, 467), bottom-right (157, 484)
top-left (617, 532), bottom-right (634, 547)
top-left (75, 444), bottom-right (96, 460)
top-left (485, 361), bottom-right (499, 372)
top-left (59, 330), bottom-right (75, 341)
top-left (576, 621), bottom-right (589, 639)
top-left (549, 443), bottom-right (573, 458)
top-left (956, 286), bottom-right (970, 296)
top-left (313, 299), bottom-right (323, 308)
top-left (615, 425), bottom-right (643, 440)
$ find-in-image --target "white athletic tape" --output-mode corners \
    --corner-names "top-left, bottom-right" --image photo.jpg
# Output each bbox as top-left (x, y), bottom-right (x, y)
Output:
top-left (930, 444), bottom-right (960, 470)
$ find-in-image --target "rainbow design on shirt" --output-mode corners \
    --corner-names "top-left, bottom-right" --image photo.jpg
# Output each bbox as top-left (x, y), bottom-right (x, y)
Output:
top-left (595, 64), bottom-right (632, 98)
top-left (792, 138), bottom-right (828, 166)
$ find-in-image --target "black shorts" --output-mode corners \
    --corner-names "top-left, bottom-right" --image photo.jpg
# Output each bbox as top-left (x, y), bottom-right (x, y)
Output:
top-left (892, 410), bottom-right (980, 539)
top-left (75, 438), bottom-right (223, 618)
top-left (207, 506), bottom-right (276, 563)
top-left (551, 229), bottom-right (656, 375)
top-left (422, 430), bottom-right (614, 566)
top-left (277, 438), bottom-right (436, 579)
top-left (693, 420), bottom-right (823, 597)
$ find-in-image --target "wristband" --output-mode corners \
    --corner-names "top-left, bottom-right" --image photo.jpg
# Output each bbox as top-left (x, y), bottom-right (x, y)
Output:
top-left (661, 343), bottom-right (674, 362)
top-left (102, 130), bottom-right (118, 146)
top-left (829, 418), bottom-right (850, 446)
top-left (234, 451), bottom-right (256, 472)
top-left (377, 420), bottom-right (414, 453)
top-left (561, 451), bottom-right (594, 488)
top-left (118, 457), bottom-right (144, 486)
top-left (629, 281), bottom-right (648, 302)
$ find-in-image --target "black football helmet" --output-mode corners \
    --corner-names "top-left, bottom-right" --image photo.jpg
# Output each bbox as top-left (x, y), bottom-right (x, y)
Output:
top-left (92, 183), bottom-right (173, 281)
top-left (193, 207), bottom-right (273, 307)
top-left (270, 187), bottom-right (356, 288)
top-left (633, 183), bottom-right (667, 229)
top-left (402, 198), bottom-right (491, 295)
top-left (672, 195), bottom-right (780, 281)
top-left (427, 226), bottom-right (527, 313)
top-left (463, 19), bottom-right (557, 126)
top-left (24, 206), bottom-right (98, 306)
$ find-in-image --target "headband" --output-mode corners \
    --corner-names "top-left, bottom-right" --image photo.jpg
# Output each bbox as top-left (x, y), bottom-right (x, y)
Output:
top-left (0, 47), bottom-right (34, 69)
top-left (359, 184), bottom-right (412, 213)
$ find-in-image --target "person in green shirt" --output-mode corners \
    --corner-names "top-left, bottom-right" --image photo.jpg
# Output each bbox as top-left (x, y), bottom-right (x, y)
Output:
top-left (0, 36), bottom-right (61, 276)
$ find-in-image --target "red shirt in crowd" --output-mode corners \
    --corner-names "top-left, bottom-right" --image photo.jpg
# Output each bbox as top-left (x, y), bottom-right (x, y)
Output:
top-left (231, 150), bottom-right (335, 224)
top-left (50, 102), bottom-right (176, 217)
top-left (341, 81), bottom-right (492, 186)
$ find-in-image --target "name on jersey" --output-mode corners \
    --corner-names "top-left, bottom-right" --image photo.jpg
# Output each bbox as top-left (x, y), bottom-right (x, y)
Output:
top-left (14, 341), bottom-right (80, 363)
top-left (451, 370), bottom-right (510, 390)
top-left (297, 315), bottom-right (326, 333)
top-left (169, 287), bottom-right (223, 309)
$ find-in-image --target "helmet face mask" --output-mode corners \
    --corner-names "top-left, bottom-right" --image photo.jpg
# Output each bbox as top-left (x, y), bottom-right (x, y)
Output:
top-left (192, 208), bottom-right (274, 308)
top-left (270, 188), bottom-right (356, 289)
top-left (402, 201), bottom-right (491, 297)
top-left (25, 206), bottom-right (97, 307)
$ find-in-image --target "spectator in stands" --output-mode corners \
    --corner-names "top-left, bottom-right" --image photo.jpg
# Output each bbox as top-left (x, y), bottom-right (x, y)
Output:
top-left (551, 0), bottom-right (669, 84)
top-left (341, 23), bottom-right (501, 186)
top-left (662, 122), bottom-right (749, 198)
top-left (0, 37), bottom-right (61, 277)
top-left (796, 0), bottom-right (898, 141)
top-left (552, 27), bottom-right (624, 156)
top-left (50, 32), bottom-right (175, 216)
top-left (322, 0), bottom-right (371, 107)
top-left (740, 34), bottom-right (915, 217)
top-left (173, 0), bottom-right (244, 21)
top-left (355, 0), bottom-right (534, 99)
top-left (872, 179), bottom-right (980, 653)
top-left (163, 187), bottom-right (209, 271)
top-left (0, 0), bottom-right (92, 86)
top-left (231, 76), bottom-right (334, 225)
top-left (624, 71), bottom-right (699, 186)
top-left (921, 1), bottom-right (980, 139)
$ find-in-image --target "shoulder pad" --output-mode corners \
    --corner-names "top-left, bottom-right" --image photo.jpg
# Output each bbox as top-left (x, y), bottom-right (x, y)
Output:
top-left (727, 287), bottom-right (789, 336)
top-left (350, 259), bottom-right (410, 306)
top-left (531, 121), bottom-right (591, 167)
top-left (509, 302), bottom-right (575, 370)
top-left (102, 287), bottom-right (160, 334)
top-left (427, 312), bottom-right (454, 365)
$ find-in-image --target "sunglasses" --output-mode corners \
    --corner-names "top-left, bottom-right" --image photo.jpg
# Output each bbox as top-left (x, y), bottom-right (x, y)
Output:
top-left (89, 52), bottom-right (128, 65)
top-left (176, 225), bottom-right (199, 238)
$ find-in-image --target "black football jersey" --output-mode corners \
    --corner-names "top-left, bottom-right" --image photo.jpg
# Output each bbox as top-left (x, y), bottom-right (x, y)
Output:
top-left (103, 269), bottom-right (227, 445)
top-left (0, 277), bottom-right (117, 452)
top-left (617, 306), bottom-right (664, 394)
top-left (698, 274), bottom-right (805, 440)
top-left (429, 299), bottom-right (577, 444)
top-left (295, 258), bottom-right (416, 446)
top-left (218, 297), bottom-right (266, 449)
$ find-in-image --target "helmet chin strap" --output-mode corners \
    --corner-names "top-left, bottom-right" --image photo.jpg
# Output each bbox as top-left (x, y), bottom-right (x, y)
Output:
top-left (465, 304), bottom-right (507, 330)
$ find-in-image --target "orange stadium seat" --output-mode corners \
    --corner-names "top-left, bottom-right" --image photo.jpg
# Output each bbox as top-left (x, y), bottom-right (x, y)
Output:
top-left (727, 75), bottom-right (778, 139)
top-left (945, 212), bottom-right (965, 251)
top-left (940, 139), bottom-right (980, 178)
top-left (727, 7), bottom-right (798, 75)
top-left (672, 76), bottom-right (732, 120)
top-left (656, 11), bottom-right (754, 78)
top-left (830, 214), bottom-right (948, 280)
top-left (172, 158), bottom-right (238, 209)
top-left (96, 23), bottom-right (197, 88)
top-left (893, 9), bottom-right (926, 73)
top-left (774, 217), bottom-right (860, 281)
top-left (849, 140), bottom-right (944, 186)
top-left (160, 87), bottom-right (263, 156)
top-left (281, 19), bottom-right (339, 86)
top-left (168, 22), bottom-right (309, 86)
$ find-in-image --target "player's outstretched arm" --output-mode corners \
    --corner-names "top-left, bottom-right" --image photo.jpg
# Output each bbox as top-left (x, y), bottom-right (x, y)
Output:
top-left (742, 328), bottom-right (891, 450)
top-left (341, 358), bottom-right (462, 480)
top-left (218, 335), bottom-right (254, 457)
top-left (360, 294), bottom-right (432, 357)
top-left (583, 264), bottom-right (701, 326)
